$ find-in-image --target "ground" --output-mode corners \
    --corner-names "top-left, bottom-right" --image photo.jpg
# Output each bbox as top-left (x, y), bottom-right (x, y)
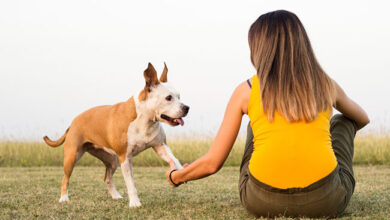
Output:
top-left (0, 166), bottom-right (389, 219)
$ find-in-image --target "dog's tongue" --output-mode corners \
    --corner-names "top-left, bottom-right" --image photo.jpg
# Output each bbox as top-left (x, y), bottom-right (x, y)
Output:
top-left (174, 118), bottom-right (184, 126)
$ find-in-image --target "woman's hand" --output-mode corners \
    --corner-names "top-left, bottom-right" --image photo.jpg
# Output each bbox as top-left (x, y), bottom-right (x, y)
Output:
top-left (166, 163), bottom-right (189, 187)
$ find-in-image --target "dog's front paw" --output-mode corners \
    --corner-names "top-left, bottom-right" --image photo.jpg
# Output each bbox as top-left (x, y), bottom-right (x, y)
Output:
top-left (172, 162), bottom-right (183, 170)
top-left (59, 194), bottom-right (70, 203)
top-left (129, 198), bottom-right (142, 208)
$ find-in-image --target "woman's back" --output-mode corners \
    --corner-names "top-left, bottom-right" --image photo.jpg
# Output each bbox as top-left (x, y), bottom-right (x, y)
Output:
top-left (248, 74), bottom-right (337, 189)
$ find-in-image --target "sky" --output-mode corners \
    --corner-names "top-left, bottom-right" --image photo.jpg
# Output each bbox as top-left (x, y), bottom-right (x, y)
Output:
top-left (0, 0), bottom-right (389, 140)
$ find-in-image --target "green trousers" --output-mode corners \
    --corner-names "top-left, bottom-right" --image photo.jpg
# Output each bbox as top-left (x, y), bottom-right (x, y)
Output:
top-left (239, 114), bottom-right (357, 218)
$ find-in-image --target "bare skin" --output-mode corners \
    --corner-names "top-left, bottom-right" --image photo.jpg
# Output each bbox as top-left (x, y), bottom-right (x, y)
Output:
top-left (165, 78), bottom-right (370, 186)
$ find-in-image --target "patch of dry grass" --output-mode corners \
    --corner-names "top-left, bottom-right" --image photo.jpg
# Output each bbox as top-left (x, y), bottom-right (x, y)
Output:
top-left (0, 135), bottom-right (389, 167)
top-left (354, 135), bottom-right (390, 165)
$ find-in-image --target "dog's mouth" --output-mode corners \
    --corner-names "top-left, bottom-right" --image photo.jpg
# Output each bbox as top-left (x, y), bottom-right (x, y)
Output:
top-left (160, 114), bottom-right (184, 126)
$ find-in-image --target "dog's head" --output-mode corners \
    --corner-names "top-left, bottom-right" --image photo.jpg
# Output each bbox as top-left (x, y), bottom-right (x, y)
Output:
top-left (138, 63), bottom-right (189, 126)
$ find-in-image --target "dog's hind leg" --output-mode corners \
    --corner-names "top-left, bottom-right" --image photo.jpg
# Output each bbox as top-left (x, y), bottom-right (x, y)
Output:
top-left (86, 144), bottom-right (122, 199)
top-left (59, 139), bottom-right (83, 202)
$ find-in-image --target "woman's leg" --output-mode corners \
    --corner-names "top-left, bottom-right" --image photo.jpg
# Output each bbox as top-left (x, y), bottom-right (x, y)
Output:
top-left (330, 114), bottom-right (357, 214)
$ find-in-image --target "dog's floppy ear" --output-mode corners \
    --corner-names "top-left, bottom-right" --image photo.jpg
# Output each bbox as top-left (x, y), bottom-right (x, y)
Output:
top-left (159, 62), bottom-right (168, 83)
top-left (144, 63), bottom-right (159, 90)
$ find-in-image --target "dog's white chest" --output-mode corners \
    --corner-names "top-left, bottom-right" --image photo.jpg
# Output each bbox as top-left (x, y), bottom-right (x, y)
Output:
top-left (126, 120), bottom-right (164, 156)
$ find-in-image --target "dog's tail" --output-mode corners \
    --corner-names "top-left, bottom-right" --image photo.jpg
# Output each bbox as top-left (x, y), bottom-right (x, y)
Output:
top-left (43, 128), bottom-right (69, 147)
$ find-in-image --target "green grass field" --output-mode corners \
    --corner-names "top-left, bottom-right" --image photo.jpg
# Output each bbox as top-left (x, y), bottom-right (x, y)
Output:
top-left (0, 135), bottom-right (390, 167)
top-left (0, 136), bottom-right (389, 219)
top-left (0, 166), bottom-right (389, 219)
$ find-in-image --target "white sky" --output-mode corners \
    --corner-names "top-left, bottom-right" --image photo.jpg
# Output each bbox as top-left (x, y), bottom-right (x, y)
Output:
top-left (0, 0), bottom-right (389, 140)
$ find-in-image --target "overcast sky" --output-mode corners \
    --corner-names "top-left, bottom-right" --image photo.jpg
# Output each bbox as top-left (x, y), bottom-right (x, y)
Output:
top-left (0, 0), bottom-right (389, 140)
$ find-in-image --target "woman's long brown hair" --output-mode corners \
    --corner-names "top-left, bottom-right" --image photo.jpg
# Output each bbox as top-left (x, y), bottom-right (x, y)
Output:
top-left (249, 10), bottom-right (335, 122)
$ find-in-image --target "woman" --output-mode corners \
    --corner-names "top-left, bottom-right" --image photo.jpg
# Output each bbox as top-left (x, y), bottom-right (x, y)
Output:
top-left (165, 10), bottom-right (369, 218)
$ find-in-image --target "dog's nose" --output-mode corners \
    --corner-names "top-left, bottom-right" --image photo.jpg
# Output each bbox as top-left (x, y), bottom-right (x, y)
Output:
top-left (182, 105), bottom-right (190, 115)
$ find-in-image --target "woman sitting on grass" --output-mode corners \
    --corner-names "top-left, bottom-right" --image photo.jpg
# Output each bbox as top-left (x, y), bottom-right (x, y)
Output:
top-left (165, 10), bottom-right (369, 218)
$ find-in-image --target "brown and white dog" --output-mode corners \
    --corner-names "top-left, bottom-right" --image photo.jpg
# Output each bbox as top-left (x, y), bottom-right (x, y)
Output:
top-left (43, 63), bottom-right (189, 207)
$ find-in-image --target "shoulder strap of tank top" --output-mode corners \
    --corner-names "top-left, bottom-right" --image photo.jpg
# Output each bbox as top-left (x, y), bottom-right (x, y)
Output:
top-left (247, 79), bottom-right (252, 88)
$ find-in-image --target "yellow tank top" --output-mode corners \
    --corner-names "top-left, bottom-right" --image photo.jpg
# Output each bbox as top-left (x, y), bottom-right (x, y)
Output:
top-left (248, 75), bottom-right (337, 189)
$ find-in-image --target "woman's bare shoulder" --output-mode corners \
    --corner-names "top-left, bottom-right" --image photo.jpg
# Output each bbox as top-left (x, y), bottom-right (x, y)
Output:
top-left (235, 80), bottom-right (251, 96)
top-left (232, 80), bottom-right (251, 115)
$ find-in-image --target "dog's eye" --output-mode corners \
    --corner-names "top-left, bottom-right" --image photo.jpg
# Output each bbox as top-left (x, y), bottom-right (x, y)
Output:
top-left (165, 95), bottom-right (172, 101)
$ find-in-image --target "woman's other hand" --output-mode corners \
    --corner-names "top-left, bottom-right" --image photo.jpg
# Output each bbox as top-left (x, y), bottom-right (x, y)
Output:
top-left (333, 80), bottom-right (370, 130)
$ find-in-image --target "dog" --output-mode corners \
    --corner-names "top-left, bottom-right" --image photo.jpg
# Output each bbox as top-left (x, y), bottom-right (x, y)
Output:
top-left (43, 63), bottom-right (189, 207)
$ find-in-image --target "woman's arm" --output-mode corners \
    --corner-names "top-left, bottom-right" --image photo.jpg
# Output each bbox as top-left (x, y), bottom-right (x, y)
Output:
top-left (166, 81), bottom-right (250, 186)
top-left (333, 80), bottom-right (370, 130)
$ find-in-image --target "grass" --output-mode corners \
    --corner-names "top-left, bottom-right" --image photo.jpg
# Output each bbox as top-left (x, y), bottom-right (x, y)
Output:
top-left (354, 136), bottom-right (390, 165)
top-left (0, 135), bottom-right (390, 167)
top-left (0, 139), bottom-right (245, 167)
top-left (1, 135), bottom-right (389, 218)
top-left (0, 165), bottom-right (389, 219)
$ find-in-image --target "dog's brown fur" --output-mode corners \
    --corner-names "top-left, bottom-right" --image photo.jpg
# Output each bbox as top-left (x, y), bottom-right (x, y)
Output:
top-left (44, 97), bottom-right (137, 162)
top-left (44, 97), bottom-right (137, 196)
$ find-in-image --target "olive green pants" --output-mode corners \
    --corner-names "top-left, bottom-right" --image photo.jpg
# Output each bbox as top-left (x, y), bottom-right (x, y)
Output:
top-left (239, 114), bottom-right (357, 218)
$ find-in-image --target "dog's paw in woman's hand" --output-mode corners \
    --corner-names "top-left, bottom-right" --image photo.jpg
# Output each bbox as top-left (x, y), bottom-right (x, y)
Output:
top-left (166, 163), bottom-right (189, 187)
